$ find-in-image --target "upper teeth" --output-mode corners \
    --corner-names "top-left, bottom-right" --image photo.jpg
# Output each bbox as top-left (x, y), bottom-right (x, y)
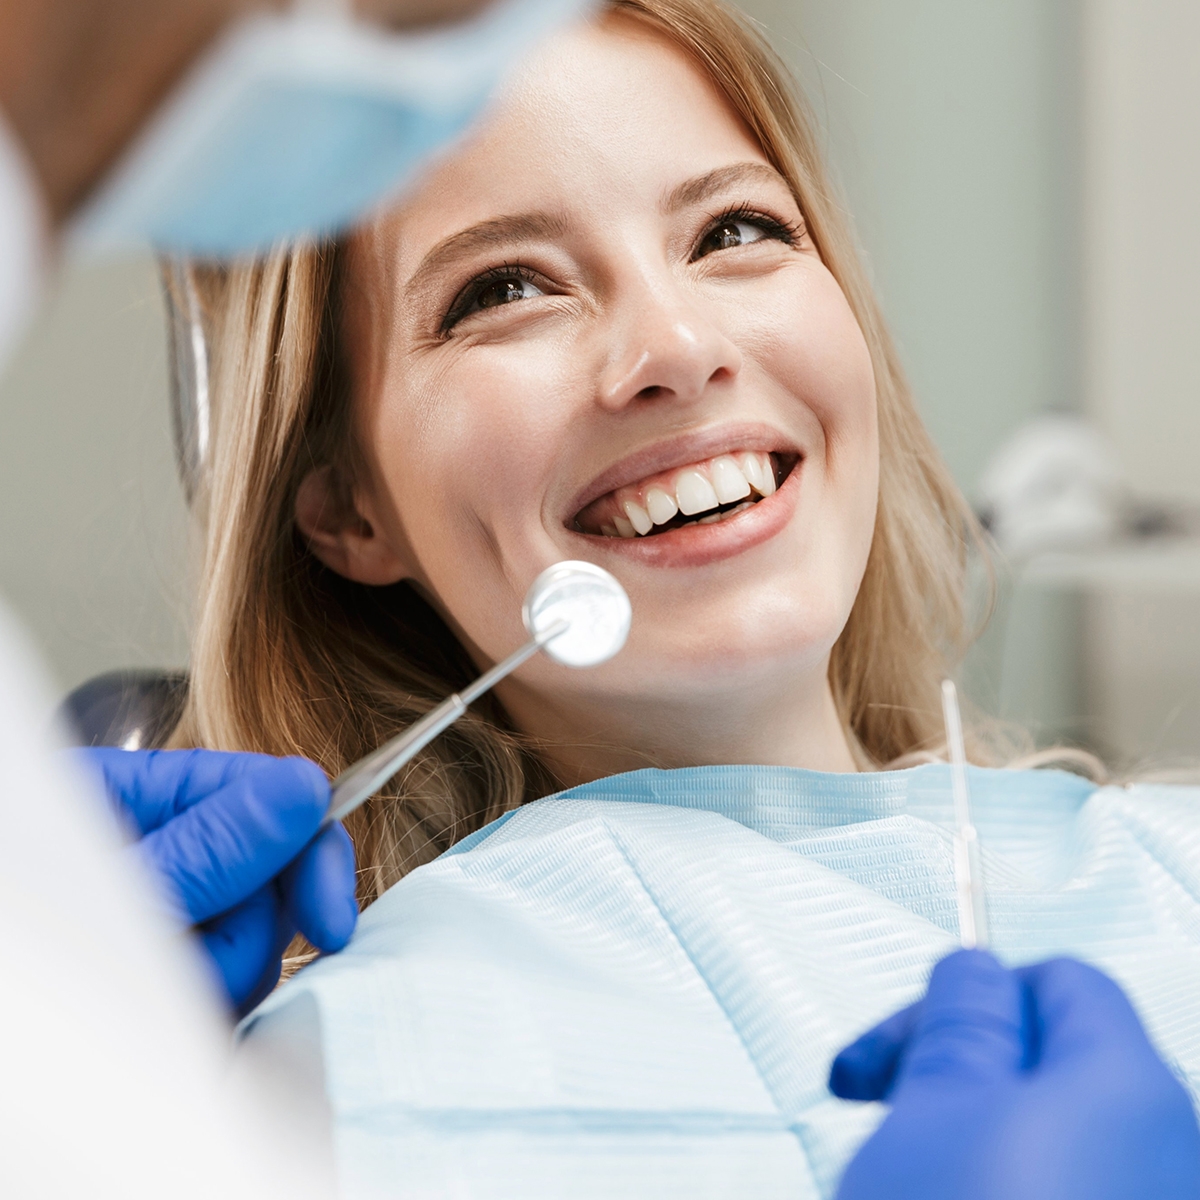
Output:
top-left (675, 469), bottom-right (720, 515)
top-left (588, 450), bottom-right (778, 538)
top-left (623, 499), bottom-right (654, 535)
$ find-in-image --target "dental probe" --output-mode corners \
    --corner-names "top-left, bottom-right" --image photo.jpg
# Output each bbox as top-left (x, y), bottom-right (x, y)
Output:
top-left (941, 679), bottom-right (990, 950)
top-left (325, 561), bottom-right (632, 826)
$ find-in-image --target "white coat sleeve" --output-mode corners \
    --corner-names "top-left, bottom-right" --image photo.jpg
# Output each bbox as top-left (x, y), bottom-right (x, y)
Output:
top-left (0, 109), bottom-right (328, 1200)
top-left (0, 603), bottom-right (328, 1198)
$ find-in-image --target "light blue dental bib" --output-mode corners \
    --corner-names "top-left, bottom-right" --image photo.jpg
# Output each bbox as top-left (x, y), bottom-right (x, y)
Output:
top-left (243, 765), bottom-right (1200, 1198)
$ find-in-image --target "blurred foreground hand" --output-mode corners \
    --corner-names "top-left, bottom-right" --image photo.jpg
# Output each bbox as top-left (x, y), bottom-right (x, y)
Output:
top-left (830, 949), bottom-right (1200, 1200)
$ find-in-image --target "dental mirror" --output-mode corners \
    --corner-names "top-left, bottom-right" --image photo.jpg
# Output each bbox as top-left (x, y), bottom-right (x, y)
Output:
top-left (325, 561), bottom-right (630, 824)
top-left (523, 559), bottom-right (633, 668)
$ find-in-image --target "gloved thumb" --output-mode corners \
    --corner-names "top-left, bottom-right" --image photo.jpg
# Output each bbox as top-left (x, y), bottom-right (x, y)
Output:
top-left (891, 949), bottom-right (1025, 1096)
top-left (829, 1000), bottom-right (921, 1101)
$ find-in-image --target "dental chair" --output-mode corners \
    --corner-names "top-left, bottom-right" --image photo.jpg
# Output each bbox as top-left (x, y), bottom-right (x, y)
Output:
top-left (59, 262), bottom-right (205, 750)
top-left (61, 669), bottom-right (189, 749)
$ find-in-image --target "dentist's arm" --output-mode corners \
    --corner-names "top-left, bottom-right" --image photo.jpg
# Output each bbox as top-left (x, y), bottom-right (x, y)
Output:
top-left (79, 747), bottom-right (358, 1015)
top-left (830, 950), bottom-right (1200, 1200)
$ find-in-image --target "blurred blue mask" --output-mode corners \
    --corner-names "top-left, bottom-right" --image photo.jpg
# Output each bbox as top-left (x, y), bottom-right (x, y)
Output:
top-left (69, 0), bottom-right (592, 256)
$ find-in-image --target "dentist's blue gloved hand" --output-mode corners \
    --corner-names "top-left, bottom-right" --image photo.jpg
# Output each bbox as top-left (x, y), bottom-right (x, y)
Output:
top-left (78, 747), bottom-right (358, 1016)
top-left (830, 949), bottom-right (1200, 1200)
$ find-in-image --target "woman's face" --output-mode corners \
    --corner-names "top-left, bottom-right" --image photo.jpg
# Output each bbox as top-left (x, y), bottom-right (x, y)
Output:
top-left (311, 15), bottom-right (879, 769)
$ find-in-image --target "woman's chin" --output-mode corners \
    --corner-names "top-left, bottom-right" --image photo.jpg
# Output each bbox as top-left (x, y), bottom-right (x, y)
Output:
top-left (569, 608), bottom-right (846, 701)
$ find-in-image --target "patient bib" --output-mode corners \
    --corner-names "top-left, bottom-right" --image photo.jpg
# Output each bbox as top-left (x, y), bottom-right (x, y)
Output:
top-left (242, 764), bottom-right (1200, 1198)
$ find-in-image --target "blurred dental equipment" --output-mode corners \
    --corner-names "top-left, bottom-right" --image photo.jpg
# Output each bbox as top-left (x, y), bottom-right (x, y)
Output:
top-left (70, 0), bottom-right (593, 256)
top-left (162, 260), bottom-right (211, 505)
top-left (326, 561), bottom-right (631, 824)
top-left (941, 680), bottom-right (989, 949)
top-left (976, 414), bottom-right (1128, 562)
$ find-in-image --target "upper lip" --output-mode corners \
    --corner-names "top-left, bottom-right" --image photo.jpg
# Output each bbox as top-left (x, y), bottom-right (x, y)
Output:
top-left (563, 422), bottom-right (801, 524)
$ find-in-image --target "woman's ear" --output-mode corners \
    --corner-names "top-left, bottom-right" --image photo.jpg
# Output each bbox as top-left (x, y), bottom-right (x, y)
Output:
top-left (294, 465), bottom-right (408, 585)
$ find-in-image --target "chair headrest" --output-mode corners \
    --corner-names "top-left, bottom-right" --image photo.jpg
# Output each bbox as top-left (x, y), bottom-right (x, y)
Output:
top-left (60, 670), bottom-right (189, 750)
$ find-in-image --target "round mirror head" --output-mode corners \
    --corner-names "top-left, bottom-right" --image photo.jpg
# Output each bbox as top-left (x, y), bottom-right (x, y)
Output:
top-left (523, 561), bottom-right (632, 668)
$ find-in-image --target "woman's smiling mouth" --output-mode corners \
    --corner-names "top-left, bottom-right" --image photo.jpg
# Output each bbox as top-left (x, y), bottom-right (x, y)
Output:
top-left (565, 432), bottom-right (804, 568)
top-left (573, 449), bottom-right (797, 537)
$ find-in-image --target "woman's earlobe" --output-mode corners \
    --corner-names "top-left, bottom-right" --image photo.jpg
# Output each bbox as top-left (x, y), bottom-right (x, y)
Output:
top-left (294, 466), bottom-right (409, 585)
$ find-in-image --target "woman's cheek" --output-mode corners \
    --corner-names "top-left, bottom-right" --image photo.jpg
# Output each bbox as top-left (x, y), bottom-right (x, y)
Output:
top-left (778, 281), bottom-right (877, 465)
top-left (756, 275), bottom-right (879, 558)
top-left (421, 359), bottom-right (570, 538)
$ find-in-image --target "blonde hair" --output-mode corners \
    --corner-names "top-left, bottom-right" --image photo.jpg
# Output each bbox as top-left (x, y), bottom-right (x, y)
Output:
top-left (171, 0), bottom-right (987, 915)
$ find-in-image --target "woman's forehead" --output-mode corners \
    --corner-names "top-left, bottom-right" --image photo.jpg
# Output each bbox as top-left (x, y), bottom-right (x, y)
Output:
top-left (367, 15), bottom-right (775, 268)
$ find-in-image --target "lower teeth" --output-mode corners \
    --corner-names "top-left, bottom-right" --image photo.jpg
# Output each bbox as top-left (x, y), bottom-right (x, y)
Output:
top-left (597, 498), bottom-right (761, 538)
top-left (678, 499), bottom-right (757, 530)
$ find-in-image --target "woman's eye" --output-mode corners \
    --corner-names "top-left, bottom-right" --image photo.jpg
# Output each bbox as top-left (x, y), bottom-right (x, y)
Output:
top-left (696, 220), bottom-right (768, 258)
top-left (442, 271), bottom-right (548, 334)
top-left (471, 276), bottom-right (544, 313)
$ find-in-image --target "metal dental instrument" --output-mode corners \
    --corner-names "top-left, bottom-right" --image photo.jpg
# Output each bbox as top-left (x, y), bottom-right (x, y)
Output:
top-left (941, 679), bottom-right (990, 949)
top-left (325, 561), bottom-right (632, 825)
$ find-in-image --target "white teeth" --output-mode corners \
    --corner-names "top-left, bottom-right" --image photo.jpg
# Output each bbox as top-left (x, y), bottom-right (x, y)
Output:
top-left (591, 452), bottom-right (782, 538)
top-left (696, 500), bottom-right (756, 528)
top-left (675, 469), bottom-right (720, 516)
top-left (622, 499), bottom-right (653, 536)
top-left (645, 487), bottom-right (678, 526)
top-left (738, 451), bottom-right (767, 494)
top-left (759, 456), bottom-right (777, 496)
top-left (709, 456), bottom-right (752, 504)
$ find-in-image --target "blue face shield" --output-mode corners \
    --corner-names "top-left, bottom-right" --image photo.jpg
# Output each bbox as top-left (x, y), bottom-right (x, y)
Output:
top-left (68, 0), bottom-right (593, 257)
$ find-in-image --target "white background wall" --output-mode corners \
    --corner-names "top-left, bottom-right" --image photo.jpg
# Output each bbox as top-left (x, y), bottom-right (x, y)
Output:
top-left (1083, 0), bottom-right (1200, 508)
top-left (1080, 0), bottom-right (1200, 765)
top-left (0, 256), bottom-right (190, 693)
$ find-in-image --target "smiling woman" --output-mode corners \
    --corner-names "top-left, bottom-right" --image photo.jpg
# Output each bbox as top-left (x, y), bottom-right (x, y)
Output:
top-left (164, 1), bottom-right (1200, 1193)
top-left (174, 0), bottom-right (973, 887)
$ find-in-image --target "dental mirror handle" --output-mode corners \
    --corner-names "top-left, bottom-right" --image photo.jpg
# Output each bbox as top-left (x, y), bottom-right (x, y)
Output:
top-left (324, 620), bottom-right (567, 826)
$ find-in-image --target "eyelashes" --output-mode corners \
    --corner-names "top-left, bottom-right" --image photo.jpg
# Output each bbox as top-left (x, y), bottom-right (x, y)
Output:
top-left (439, 204), bottom-right (804, 335)
top-left (440, 263), bottom-right (548, 335)
top-left (690, 206), bottom-right (804, 260)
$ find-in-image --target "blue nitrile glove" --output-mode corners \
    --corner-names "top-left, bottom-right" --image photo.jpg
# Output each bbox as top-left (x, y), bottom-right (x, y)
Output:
top-left (830, 949), bottom-right (1200, 1200)
top-left (78, 747), bottom-right (358, 1015)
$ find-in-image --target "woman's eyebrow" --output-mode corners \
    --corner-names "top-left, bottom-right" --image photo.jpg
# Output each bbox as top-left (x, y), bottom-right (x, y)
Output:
top-left (406, 212), bottom-right (570, 293)
top-left (662, 162), bottom-right (786, 213)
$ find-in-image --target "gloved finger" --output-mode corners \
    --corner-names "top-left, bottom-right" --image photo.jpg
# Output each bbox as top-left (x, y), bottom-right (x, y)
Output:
top-left (75, 747), bottom-right (290, 834)
top-left (829, 1001), bottom-right (921, 1101)
top-left (200, 885), bottom-right (290, 1011)
top-left (280, 821), bottom-right (359, 953)
top-left (892, 949), bottom-right (1024, 1094)
top-left (1015, 958), bottom-right (1200, 1197)
top-left (1017, 957), bottom-right (1169, 1070)
top-left (234, 895), bottom-right (298, 1019)
top-left (136, 755), bottom-right (330, 924)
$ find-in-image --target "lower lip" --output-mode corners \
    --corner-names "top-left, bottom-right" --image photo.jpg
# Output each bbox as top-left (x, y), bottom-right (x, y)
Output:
top-left (569, 460), bottom-right (802, 568)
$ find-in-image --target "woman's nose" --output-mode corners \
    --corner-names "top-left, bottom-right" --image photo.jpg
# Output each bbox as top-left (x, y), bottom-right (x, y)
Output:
top-left (596, 282), bottom-right (743, 412)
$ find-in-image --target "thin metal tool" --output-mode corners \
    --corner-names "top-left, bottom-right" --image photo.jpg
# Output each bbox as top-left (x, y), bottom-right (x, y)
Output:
top-left (941, 679), bottom-right (989, 949)
top-left (325, 561), bottom-right (632, 826)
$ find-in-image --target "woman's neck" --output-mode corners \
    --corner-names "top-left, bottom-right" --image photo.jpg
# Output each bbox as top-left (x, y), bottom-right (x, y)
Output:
top-left (499, 663), bottom-right (859, 790)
